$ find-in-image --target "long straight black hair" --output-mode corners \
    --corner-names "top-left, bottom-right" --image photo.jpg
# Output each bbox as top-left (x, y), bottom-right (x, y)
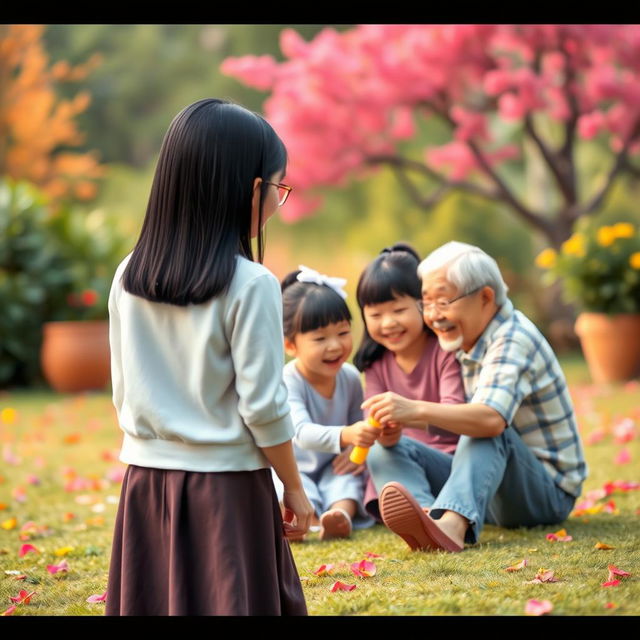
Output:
top-left (122, 98), bottom-right (287, 305)
top-left (353, 243), bottom-right (434, 372)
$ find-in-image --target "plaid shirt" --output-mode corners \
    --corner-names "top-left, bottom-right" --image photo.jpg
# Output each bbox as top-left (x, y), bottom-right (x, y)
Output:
top-left (456, 299), bottom-right (587, 497)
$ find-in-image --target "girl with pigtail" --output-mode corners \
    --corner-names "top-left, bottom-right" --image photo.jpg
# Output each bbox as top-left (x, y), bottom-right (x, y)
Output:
top-left (353, 244), bottom-right (465, 521)
top-left (273, 266), bottom-right (377, 541)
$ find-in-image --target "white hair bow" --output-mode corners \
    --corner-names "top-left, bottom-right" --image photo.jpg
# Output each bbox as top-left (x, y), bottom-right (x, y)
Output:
top-left (296, 265), bottom-right (348, 299)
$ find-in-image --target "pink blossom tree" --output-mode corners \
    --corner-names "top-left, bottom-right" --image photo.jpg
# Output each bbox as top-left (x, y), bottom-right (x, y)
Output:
top-left (221, 25), bottom-right (640, 248)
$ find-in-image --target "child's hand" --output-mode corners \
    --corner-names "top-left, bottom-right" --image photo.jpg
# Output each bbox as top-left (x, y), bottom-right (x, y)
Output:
top-left (282, 487), bottom-right (314, 539)
top-left (378, 422), bottom-right (403, 448)
top-left (340, 420), bottom-right (381, 448)
top-left (332, 446), bottom-right (366, 476)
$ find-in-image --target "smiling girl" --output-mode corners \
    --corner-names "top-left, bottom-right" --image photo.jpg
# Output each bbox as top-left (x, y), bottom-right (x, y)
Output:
top-left (272, 267), bottom-right (378, 540)
top-left (353, 244), bottom-right (464, 521)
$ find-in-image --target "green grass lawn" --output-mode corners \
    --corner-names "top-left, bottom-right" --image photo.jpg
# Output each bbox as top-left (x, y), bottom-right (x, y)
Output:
top-left (0, 353), bottom-right (638, 616)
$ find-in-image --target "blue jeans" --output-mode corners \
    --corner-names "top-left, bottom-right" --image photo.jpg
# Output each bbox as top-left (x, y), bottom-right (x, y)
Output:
top-left (366, 429), bottom-right (576, 544)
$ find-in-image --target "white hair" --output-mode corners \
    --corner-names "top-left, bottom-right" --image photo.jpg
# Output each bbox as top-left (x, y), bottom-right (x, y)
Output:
top-left (417, 241), bottom-right (509, 306)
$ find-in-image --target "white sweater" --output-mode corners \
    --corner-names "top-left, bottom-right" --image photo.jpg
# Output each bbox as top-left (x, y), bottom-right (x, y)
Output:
top-left (108, 253), bottom-right (294, 472)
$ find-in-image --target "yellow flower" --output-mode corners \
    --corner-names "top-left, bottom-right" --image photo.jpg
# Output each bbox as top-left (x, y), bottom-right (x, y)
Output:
top-left (0, 408), bottom-right (17, 424)
top-left (561, 233), bottom-right (586, 257)
top-left (535, 248), bottom-right (557, 269)
top-left (597, 226), bottom-right (617, 247)
top-left (54, 546), bottom-right (75, 556)
top-left (630, 252), bottom-right (640, 269)
top-left (613, 222), bottom-right (635, 238)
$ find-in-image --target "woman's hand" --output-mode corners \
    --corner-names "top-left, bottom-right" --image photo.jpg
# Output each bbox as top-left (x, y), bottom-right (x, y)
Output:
top-left (361, 392), bottom-right (424, 426)
top-left (332, 446), bottom-right (366, 476)
top-left (282, 486), bottom-right (314, 540)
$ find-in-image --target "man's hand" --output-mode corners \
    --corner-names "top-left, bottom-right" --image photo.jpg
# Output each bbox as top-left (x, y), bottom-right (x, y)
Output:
top-left (361, 392), bottom-right (422, 426)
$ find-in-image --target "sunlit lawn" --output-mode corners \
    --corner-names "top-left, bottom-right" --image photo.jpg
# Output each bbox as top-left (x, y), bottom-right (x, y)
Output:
top-left (0, 353), bottom-right (638, 616)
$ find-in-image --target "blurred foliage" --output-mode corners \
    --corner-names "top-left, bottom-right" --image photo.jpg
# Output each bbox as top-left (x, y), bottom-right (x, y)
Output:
top-left (0, 178), bottom-right (127, 388)
top-left (32, 25), bottom-right (640, 356)
top-left (0, 25), bottom-right (104, 204)
top-left (43, 25), bottom-right (351, 167)
top-left (536, 182), bottom-right (640, 314)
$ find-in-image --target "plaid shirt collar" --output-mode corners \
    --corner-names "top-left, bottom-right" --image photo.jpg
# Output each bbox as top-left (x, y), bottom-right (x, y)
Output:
top-left (456, 299), bottom-right (515, 365)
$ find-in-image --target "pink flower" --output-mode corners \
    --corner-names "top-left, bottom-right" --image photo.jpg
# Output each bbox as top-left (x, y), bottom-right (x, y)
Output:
top-left (578, 111), bottom-right (608, 139)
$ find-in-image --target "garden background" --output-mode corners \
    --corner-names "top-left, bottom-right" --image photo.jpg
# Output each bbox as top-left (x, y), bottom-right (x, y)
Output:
top-left (0, 24), bottom-right (638, 616)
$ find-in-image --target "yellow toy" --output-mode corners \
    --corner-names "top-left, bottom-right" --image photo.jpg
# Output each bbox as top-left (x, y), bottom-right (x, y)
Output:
top-left (349, 416), bottom-right (382, 464)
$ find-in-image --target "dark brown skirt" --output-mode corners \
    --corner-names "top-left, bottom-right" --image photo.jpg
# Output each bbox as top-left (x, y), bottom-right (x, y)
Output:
top-left (105, 464), bottom-right (307, 616)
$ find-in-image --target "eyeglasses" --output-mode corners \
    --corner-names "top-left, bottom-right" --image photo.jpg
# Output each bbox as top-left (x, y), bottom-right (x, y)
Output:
top-left (419, 286), bottom-right (482, 314)
top-left (264, 181), bottom-right (293, 206)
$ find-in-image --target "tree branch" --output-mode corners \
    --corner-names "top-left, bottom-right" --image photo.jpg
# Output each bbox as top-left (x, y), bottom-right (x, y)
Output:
top-left (523, 114), bottom-right (574, 205)
top-left (419, 96), bottom-right (555, 238)
top-left (580, 121), bottom-right (640, 218)
top-left (622, 156), bottom-right (640, 179)
top-left (558, 40), bottom-right (579, 204)
top-left (390, 165), bottom-right (451, 209)
top-left (365, 153), bottom-right (501, 203)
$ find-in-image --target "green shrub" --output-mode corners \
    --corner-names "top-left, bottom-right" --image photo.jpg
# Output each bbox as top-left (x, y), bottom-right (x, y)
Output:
top-left (0, 178), bottom-right (127, 387)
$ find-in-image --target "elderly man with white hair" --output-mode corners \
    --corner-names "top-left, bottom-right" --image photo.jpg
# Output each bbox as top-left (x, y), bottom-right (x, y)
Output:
top-left (362, 241), bottom-right (587, 552)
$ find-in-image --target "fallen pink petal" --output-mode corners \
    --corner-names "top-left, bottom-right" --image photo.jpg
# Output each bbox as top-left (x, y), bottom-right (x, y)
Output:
top-left (46, 560), bottom-right (70, 575)
top-left (313, 564), bottom-right (335, 576)
top-left (608, 565), bottom-right (631, 580)
top-left (505, 558), bottom-right (528, 572)
top-left (329, 581), bottom-right (357, 592)
top-left (86, 592), bottom-right (107, 603)
top-left (602, 580), bottom-right (621, 588)
top-left (585, 428), bottom-right (606, 445)
top-left (9, 590), bottom-right (35, 604)
top-left (614, 448), bottom-right (631, 465)
top-left (364, 551), bottom-right (382, 558)
top-left (612, 418), bottom-right (636, 443)
top-left (1, 605), bottom-right (17, 616)
top-left (18, 544), bottom-right (39, 557)
top-left (545, 528), bottom-right (572, 542)
top-left (525, 599), bottom-right (553, 616)
top-left (350, 559), bottom-right (377, 578)
top-left (525, 569), bottom-right (559, 584)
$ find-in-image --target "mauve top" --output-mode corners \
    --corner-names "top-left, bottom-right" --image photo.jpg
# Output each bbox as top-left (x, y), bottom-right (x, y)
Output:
top-left (362, 334), bottom-right (464, 517)
top-left (364, 334), bottom-right (464, 453)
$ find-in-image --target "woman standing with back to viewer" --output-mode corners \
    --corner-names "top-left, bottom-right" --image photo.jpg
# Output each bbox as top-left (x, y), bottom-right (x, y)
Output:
top-left (105, 98), bottom-right (313, 616)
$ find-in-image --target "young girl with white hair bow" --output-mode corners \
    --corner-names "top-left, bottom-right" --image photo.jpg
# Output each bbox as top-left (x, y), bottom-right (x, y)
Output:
top-left (272, 265), bottom-right (378, 540)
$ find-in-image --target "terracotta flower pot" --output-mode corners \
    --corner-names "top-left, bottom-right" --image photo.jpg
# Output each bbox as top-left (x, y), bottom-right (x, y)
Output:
top-left (574, 313), bottom-right (640, 383)
top-left (41, 321), bottom-right (111, 393)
